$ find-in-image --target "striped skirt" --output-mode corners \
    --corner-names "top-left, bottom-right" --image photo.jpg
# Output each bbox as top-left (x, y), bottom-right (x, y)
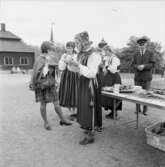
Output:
top-left (59, 68), bottom-right (78, 107)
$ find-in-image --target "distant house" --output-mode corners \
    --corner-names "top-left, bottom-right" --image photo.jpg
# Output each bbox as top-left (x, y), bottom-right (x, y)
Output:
top-left (0, 23), bottom-right (35, 70)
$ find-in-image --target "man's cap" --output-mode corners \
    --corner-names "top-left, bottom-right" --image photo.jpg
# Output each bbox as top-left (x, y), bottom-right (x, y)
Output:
top-left (137, 37), bottom-right (148, 45)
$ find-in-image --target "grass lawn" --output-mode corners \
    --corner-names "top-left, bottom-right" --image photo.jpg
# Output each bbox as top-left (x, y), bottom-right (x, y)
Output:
top-left (120, 73), bottom-right (165, 89)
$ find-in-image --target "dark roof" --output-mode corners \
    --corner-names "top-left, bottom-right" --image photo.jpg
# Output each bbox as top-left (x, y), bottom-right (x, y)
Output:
top-left (0, 40), bottom-right (34, 53)
top-left (0, 30), bottom-right (21, 40)
top-left (0, 26), bottom-right (34, 53)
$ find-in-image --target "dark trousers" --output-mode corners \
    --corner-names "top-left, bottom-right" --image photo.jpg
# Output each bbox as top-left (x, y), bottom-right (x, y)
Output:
top-left (135, 81), bottom-right (151, 112)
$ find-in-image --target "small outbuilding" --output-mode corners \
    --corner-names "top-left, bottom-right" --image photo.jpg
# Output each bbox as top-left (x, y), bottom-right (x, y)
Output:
top-left (0, 23), bottom-right (35, 70)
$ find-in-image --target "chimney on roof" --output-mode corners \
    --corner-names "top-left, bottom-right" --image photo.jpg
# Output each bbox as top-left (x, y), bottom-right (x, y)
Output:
top-left (1, 23), bottom-right (6, 32)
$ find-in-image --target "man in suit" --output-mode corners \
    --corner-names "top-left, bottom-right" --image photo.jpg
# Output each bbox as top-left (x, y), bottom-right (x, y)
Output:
top-left (132, 37), bottom-right (155, 115)
top-left (161, 65), bottom-right (165, 78)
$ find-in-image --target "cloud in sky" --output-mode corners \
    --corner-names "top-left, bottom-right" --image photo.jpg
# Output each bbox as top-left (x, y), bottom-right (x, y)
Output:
top-left (0, 0), bottom-right (165, 48)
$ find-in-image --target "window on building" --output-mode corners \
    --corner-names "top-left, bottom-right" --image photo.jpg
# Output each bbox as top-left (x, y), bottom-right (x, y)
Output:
top-left (20, 57), bottom-right (29, 65)
top-left (4, 57), bottom-right (13, 65)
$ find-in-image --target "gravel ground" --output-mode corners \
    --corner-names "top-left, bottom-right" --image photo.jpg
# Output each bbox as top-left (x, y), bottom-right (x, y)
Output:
top-left (0, 73), bottom-right (165, 167)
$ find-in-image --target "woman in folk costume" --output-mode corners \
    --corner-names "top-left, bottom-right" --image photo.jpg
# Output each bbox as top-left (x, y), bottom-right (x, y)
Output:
top-left (70, 31), bottom-right (102, 145)
top-left (29, 41), bottom-right (72, 130)
top-left (59, 41), bottom-right (78, 119)
top-left (101, 45), bottom-right (122, 119)
top-left (97, 39), bottom-right (109, 83)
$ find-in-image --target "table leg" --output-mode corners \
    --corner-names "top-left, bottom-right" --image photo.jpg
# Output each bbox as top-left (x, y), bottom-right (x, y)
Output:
top-left (113, 99), bottom-right (117, 120)
top-left (136, 104), bottom-right (139, 129)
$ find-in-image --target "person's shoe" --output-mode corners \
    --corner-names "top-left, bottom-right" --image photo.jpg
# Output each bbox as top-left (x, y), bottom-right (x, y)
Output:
top-left (69, 113), bottom-right (77, 121)
top-left (79, 137), bottom-right (94, 145)
top-left (105, 112), bottom-right (117, 119)
top-left (44, 123), bottom-right (51, 130)
top-left (59, 120), bottom-right (72, 126)
top-left (143, 110), bottom-right (147, 116)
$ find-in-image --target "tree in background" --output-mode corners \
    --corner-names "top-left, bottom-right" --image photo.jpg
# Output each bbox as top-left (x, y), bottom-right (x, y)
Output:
top-left (117, 36), bottom-right (165, 73)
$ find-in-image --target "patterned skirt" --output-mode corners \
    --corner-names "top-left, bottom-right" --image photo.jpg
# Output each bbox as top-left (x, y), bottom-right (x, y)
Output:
top-left (35, 86), bottom-right (59, 103)
top-left (59, 68), bottom-right (78, 107)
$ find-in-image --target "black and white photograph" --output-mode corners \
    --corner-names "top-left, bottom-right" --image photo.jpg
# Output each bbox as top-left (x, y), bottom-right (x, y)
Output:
top-left (0, 0), bottom-right (165, 166)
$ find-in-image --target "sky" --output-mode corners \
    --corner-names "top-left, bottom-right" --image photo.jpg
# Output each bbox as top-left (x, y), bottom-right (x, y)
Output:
top-left (0, 0), bottom-right (165, 49)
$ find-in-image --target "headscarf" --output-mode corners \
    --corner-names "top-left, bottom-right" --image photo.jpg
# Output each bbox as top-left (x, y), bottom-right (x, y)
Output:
top-left (75, 31), bottom-right (93, 46)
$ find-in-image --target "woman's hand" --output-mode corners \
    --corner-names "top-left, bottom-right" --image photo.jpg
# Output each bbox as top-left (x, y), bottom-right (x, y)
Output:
top-left (63, 55), bottom-right (73, 64)
top-left (68, 60), bottom-right (79, 67)
top-left (68, 60), bottom-right (80, 72)
top-left (137, 65), bottom-right (144, 71)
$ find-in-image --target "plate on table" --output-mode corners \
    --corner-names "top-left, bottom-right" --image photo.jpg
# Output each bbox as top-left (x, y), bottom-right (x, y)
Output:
top-left (119, 85), bottom-right (136, 93)
top-left (119, 89), bottom-right (135, 93)
top-left (102, 85), bottom-right (135, 93)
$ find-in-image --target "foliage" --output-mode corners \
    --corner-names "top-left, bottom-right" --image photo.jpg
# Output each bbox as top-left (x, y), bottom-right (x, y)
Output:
top-left (116, 36), bottom-right (165, 73)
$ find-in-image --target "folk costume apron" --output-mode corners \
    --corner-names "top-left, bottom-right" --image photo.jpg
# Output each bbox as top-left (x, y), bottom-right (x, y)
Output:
top-left (77, 49), bottom-right (102, 130)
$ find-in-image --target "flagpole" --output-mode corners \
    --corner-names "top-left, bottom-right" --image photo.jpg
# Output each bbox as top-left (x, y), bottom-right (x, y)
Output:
top-left (50, 22), bottom-right (55, 43)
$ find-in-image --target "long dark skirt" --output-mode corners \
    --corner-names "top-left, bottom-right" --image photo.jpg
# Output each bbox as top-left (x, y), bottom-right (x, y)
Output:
top-left (59, 68), bottom-right (78, 107)
top-left (102, 71), bottom-right (122, 111)
top-left (77, 75), bottom-right (102, 130)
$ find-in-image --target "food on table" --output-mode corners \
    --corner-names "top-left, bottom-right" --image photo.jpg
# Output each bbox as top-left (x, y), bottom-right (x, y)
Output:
top-left (119, 85), bottom-right (134, 91)
top-left (138, 90), bottom-right (165, 100)
top-left (102, 84), bottom-right (135, 93)
top-left (152, 89), bottom-right (165, 96)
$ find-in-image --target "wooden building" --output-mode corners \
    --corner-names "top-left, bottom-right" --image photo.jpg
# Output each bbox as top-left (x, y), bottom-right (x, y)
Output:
top-left (0, 23), bottom-right (35, 70)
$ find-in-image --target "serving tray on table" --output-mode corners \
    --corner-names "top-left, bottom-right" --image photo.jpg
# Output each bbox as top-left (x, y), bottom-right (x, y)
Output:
top-left (102, 86), bottom-right (135, 93)
top-left (138, 91), bottom-right (165, 100)
top-left (151, 88), bottom-right (165, 96)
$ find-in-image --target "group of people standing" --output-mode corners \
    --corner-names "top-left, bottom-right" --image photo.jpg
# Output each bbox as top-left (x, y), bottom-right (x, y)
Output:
top-left (30, 31), bottom-right (155, 145)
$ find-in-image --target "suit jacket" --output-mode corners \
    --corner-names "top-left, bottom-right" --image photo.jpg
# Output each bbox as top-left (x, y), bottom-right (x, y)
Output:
top-left (132, 50), bottom-right (155, 82)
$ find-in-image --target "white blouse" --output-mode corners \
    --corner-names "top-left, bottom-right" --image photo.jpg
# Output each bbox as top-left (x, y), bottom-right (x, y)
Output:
top-left (58, 53), bottom-right (78, 72)
top-left (79, 52), bottom-right (102, 78)
top-left (104, 55), bottom-right (120, 73)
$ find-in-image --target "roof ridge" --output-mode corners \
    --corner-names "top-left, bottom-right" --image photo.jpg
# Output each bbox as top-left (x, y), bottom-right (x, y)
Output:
top-left (0, 30), bottom-right (21, 40)
top-left (0, 40), bottom-right (35, 52)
